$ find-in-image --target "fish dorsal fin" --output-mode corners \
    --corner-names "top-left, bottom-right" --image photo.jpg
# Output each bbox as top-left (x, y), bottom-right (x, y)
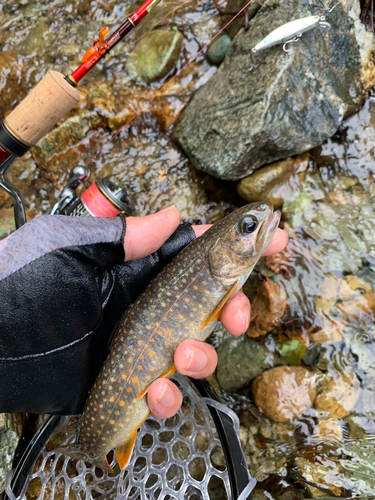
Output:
top-left (200, 282), bottom-right (238, 330)
top-left (137, 364), bottom-right (176, 401)
top-left (116, 430), bottom-right (138, 470)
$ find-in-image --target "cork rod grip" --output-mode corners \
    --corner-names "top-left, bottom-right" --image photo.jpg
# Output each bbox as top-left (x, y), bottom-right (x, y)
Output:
top-left (4, 71), bottom-right (80, 147)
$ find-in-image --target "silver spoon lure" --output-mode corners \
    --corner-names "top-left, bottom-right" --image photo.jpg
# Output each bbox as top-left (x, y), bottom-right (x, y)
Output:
top-left (249, 3), bottom-right (339, 70)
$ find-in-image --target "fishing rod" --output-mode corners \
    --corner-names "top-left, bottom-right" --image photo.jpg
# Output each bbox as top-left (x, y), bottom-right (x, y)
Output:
top-left (0, 0), bottom-right (162, 229)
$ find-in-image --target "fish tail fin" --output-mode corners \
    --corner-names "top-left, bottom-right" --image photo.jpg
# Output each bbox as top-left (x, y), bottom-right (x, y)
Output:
top-left (56, 445), bottom-right (113, 474)
top-left (115, 430), bottom-right (138, 470)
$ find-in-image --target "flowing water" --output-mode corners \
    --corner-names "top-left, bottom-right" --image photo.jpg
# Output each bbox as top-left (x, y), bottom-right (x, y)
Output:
top-left (1, 0), bottom-right (375, 498)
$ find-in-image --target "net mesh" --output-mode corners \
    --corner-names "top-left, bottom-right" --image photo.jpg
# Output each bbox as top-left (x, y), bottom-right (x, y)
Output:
top-left (8, 376), bottom-right (233, 500)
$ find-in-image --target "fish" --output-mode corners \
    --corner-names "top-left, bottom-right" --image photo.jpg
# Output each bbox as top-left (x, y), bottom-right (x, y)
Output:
top-left (58, 201), bottom-right (280, 472)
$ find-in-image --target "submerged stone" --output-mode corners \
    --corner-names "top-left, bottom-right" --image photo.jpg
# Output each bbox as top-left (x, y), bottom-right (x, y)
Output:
top-left (175, 0), bottom-right (374, 180)
top-left (252, 366), bottom-right (318, 423)
top-left (314, 370), bottom-right (361, 418)
top-left (34, 110), bottom-right (102, 158)
top-left (207, 34), bottom-right (232, 65)
top-left (247, 278), bottom-right (287, 338)
top-left (224, 0), bottom-right (267, 39)
top-left (0, 413), bottom-right (25, 494)
top-left (125, 29), bottom-right (183, 83)
top-left (237, 153), bottom-right (310, 209)
top-left (216, 336), bottom-right (277, 392)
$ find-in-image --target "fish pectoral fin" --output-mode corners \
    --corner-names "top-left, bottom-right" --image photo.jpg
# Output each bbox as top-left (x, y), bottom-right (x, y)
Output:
top-left (137, 364), bottom-right (176, 401)
top-left (116, 431), bottom-right (138, 470)
top-left (200, 282), bottom-right (238, 330)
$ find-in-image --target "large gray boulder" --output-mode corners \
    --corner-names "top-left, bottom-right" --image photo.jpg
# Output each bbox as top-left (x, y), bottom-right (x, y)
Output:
top-left (175, 0), bottom-right (375, 180)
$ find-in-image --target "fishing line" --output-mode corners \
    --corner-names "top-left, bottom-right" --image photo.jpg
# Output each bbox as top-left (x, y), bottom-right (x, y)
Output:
top-left (83, 0), bottom-right (253, 167)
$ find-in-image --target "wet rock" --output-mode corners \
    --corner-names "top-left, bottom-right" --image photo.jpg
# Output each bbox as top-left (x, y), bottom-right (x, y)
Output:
top-left (207, 34), bottom-right (232, 65)
top-left (247, 278), bottom-right (287, 338)
top-left (216, 335), bottom-right (278, 392)
top-left (277, 339), bottom-right (306, 365)
top-left (125, 29), bottom-right (183, 83)
top-left (0, 413), bottom-right (25, 494)
top-left (294, 455), bottom-right (345, 497)
top-left (313, 417), bottom-right (343, 445)
top-left (336, 293), bottom-right (375, 329)
top-left (310, 319), bottom-right (344, 344)
top-left (237, 154), bottom-right (310, 209)
top-left (0, 208), bottom-right (16, 240)
top-left (20, 17), bottom-right (54, 55)
top-left (34, 110), bottom-right (102, 159)
top-left (314, 370), bottom-right (361, 418)
top-left (175, 0), bottom-right (373, 180)
top-left (252, 366), bottom-right (317, 423)
top-left (86, 83), bottom-right (116, 119)
top-left (224, 0), bottom-right (267, 39)
top-left (283, 173), bottom-right (375, 274)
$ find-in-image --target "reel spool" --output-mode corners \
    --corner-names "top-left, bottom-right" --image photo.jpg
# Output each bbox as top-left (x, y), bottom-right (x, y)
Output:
top-left (51, 166), bottom-right (136, 218)
top-left (5, 376), bottom-right (256, 500)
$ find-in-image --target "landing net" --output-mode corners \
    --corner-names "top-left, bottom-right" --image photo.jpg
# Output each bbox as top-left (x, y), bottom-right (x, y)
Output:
top-left (6, 375), bottom-right (248, 500)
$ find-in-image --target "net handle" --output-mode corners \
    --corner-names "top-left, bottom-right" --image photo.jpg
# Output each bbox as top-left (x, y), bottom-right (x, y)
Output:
top-left (190, 378), bottom-right (255, 500)
top-left (4, 416), bottom-right (63, 500)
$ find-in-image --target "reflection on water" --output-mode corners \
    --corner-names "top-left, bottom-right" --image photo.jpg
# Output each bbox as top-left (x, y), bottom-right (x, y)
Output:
top-left (2, 0), bottom-right (375, 498)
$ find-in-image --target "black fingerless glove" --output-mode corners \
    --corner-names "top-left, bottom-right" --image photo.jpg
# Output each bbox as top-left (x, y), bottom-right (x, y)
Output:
top-left (0, 214), bottom-right (195, 415)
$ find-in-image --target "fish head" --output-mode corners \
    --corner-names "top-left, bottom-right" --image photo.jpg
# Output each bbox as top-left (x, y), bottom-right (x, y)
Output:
top-left (208, 202), bottom-right (280, 283)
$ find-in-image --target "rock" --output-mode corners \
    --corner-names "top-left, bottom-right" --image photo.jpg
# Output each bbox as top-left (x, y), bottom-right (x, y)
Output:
top-left (277, 339), bottom-right (306, 365)
top-left (294, 455), bottom-right (345, 497)
top-left (314, 370), bottom-right (361, 418)
top-left (207, 34), bottom-right (232, 65)
top-left (247, 278), bottom-right (287, 338)
top-left (34, 110), bottom-right (102, 159)
top-left (0, 413), bottom-right (25, 494)
top-left (313, 417), bottom-right (343, 445)
top-left (252, 366), bottom-right (317, 423)
top-left (336, 293), bottom-right (375, 329)
top-left (125, 29), bottom-right (183, 83)
top-left (216, 336), bottom-right (278, 392)
top-left (237, 154), bottom-right (310, 209)
top-left (0, 207), bottom-right (16, 240)
top-left (174, 0), bottom-right (373, 180)
top-left (224, 0), bottom-right (267, 39)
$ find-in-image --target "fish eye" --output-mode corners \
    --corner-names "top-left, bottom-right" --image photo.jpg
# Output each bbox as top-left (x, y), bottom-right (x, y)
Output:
top-left (239, 215), bottom-right (258, 234)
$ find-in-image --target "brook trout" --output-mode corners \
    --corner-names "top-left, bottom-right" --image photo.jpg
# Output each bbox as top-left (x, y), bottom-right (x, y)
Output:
top-left (60, 202), bottom-right (280, 472)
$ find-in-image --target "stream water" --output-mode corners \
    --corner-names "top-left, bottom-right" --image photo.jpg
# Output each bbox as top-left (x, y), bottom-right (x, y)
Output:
top-left (1, 0), bottom-right (375, 498)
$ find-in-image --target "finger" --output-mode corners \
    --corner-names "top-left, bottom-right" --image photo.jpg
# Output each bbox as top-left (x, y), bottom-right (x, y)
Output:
top-left (174, 339), bottom-right (217, 379)
top-left (192, 224), bottom-right (211, 237)
top-left (147, 378), bottom-right (183, 420)
top-left (219, 291), bottom-right (250, 336)
top-left (193, 225), bottom-right (288, 255)
top-left (262, 227), bottom-right (288, 256)
top-left (125, 205), bottom-right (181, 261)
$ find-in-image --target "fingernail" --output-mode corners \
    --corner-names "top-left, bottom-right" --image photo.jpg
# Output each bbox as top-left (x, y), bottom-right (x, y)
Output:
top-left (185, 345), bottom-right (207, 372)
top-left (158, 205), bottom-right (176, 213)
top-left (157, 383), bottom-right (175, 407)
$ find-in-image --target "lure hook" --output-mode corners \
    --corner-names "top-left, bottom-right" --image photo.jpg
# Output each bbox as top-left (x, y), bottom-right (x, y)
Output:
top-left (282, 34), bottom-right (301, 53)
top-left (248, 48), bottom-right (258, 71)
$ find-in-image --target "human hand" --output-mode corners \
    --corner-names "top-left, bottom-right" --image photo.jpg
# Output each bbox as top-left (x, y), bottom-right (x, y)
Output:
top-left (0, 205), bottom-right (286, 417)
top-left (142, 207), bottom-right (288, 419)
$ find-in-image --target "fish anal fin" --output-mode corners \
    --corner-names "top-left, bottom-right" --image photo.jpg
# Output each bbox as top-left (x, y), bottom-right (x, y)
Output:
top-left (56, 445), bottom-right (113, 473)
top-left (116, 431), bottom-right (138, 470)
top-left (200, 282), bottom-right (238, 330)
top-left (137, 364), bottom-right (176, 401)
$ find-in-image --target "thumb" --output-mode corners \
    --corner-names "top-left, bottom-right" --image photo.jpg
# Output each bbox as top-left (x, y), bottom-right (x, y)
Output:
top-left (124, 206), bottom-right (181, 261)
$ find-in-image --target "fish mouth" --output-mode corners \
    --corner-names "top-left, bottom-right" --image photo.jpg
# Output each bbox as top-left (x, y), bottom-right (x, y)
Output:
top-left (267, 210), bottom-right (281, 237)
